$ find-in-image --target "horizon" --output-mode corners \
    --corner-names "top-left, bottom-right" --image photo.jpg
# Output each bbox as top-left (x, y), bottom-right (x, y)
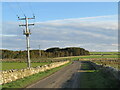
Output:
top-left (0, 47), bottom-right (119, 52)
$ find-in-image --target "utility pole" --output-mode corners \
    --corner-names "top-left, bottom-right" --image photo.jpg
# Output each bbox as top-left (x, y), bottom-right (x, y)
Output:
top-left (18, 15), bottom-right (35, 68)
top-left (39, 45), bottom-right (41, 57)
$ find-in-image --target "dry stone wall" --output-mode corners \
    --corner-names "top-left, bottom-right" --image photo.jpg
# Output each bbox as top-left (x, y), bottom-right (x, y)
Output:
top-left (90, 62), bottom-right (120, 81)
top-left (79, 58), bottom-right (120, 80)
top-left (0, 61), bottom-right (69, 85)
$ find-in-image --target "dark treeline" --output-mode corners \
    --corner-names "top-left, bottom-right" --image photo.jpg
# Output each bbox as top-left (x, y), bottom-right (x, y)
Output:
top-left (1, 47), bottom-right (90, 59)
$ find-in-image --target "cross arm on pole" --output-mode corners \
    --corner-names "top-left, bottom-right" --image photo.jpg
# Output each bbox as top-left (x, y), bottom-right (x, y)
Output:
top-left (28, 24), bottom-right (35, 26)
top-left (19, 24), bottom-right (34, 27)
top-left (19, 24), bottom-right (26, 26)
top-left (28, 17), bottom-right (35, 19)
top-left (18, 18), bottom-right (26, 20)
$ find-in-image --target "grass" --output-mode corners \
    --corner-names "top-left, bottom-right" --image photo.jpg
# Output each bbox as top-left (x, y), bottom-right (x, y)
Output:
top-left (55, 55), bottom-right (118, 60)
top-left (79, 55), bottom-right (118, 59)
top-left (80, 61), bottom-right (95, 70)
top-left (80, 61), bottom-right (120, 88)
top-left (78, 55), bottom-right (119, 70)
top-left (90, 52), bottom-right (119, 55)
top-left (2, 57), bottom-right (67, 63)
top-left (1, 54), bottom-right (119, 71)
top-left (0, 56), bottom-right (79, 71)
top-left (1, 62), bottom-right (51, 70)
top-left (1, 61), bottom-right (71, 88)
top-left (93, 60), bottom-right (119, 70)
top-left (53, 55), bottom-right (119, 70)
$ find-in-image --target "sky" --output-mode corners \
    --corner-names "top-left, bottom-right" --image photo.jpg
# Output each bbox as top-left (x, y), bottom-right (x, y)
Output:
top-left (1, 2), bottom-right (118, 51)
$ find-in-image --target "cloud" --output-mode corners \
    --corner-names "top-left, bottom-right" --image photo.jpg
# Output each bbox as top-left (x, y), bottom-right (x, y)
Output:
top-left (36, 15), bottom-right (118, 30)
top-left (2, 15), bottom-right (118, 51)
top-left (0, 34), bottom-right (18, 37)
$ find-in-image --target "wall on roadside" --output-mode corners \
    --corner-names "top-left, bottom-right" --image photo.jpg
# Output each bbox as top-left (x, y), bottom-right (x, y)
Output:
top-left (90, 62), bottom-right (120, 81)
top-left (0, 61), bottom-right (69, 85)
top-left (79, 58), bottom-right (119, 80)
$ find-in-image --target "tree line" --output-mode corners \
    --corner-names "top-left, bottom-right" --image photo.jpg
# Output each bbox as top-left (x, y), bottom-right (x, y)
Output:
top-left (1, 47), bottom-right (90, 59)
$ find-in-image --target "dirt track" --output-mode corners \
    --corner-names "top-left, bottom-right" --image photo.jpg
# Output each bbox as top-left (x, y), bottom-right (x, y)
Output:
top-left (26, 61), bottom-right (81, 88)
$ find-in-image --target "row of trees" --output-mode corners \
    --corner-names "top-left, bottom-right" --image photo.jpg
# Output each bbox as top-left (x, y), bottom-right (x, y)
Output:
top-left (1, 47), bottom-right (90, 59)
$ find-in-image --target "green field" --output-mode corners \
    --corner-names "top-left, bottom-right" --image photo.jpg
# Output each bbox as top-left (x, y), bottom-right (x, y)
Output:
top-left (1, 54), bottom-right (119, 88)
top-left (1, 54), bottom-right (119, 71)
top-left (92, 59), bottom-right (119, 70)
top-left (56, 54), bottom-right (118, 60)
top-left (66, 55), bottom-right (118, 60)
top-left (1, 58), bottom-right (67, 71)
top-left (62, 55), bottom-right (119, 70)
top-left (90, 52), bottom-right (118, 54)
top-left (78, 55), bottom-right (119, 70)
top-left (80, 55), bottom-right (118, 59)
top-left (1, 62), bottom-right (51, 70)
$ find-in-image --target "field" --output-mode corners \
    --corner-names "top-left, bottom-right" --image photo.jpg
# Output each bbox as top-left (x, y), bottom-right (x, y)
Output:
top-left (90, 52), bottom-right (119, 55)
top-left (80, 55), bottom-right (118, 58)
top-left (1, 58), bottom-right (68, 71)
top-left (1, 53), bottom-right (119, 88)
top-left (55, 54), bottom-right (118, 60)
top-left (78, 55), bottom-right (119, 70)
top-left (1, 62), bottom-right (51, 71)
top-left (1, 53), bottom-right (119, 71)
top-left (55, 54), bottom-right (119, 70)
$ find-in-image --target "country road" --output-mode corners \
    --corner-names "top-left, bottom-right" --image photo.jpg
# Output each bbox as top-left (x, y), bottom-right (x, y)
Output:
top-left (26, 61), bottom-right (81, 88)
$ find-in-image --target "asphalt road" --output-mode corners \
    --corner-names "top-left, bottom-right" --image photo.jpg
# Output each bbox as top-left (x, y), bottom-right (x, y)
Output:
top-left (26, 61), bottom-right (81, 88)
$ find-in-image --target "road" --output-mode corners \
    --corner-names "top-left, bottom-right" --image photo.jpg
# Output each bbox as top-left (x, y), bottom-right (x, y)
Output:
top-left (26, 61), bottom-right (81, 88)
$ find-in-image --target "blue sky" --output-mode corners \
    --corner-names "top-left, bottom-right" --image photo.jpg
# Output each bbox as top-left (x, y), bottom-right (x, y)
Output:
top-left (1, 2), bottom-right (118, 51)
top-left (3, 2), bottom-right (117, 21)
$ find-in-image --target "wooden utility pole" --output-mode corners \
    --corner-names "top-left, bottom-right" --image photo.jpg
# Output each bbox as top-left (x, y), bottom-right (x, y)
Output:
top-left (18, 15), bottom-right (35, 68)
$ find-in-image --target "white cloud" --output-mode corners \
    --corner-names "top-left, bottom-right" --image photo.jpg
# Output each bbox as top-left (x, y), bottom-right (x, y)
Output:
top-left (111, 44), bottom-right (120, 46)
top-left (36, 15), bottom-right (118, 31)
top-left (2, 15), bottom-right (118, 51)
top-left (0, 34), bottom-right (18, 37)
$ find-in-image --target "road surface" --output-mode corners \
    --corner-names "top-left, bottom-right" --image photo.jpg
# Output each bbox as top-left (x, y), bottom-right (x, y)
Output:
top-left (26, 61), bottom-right (81, 88)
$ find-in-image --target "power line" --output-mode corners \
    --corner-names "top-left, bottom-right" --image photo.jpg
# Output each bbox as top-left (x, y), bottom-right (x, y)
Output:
top-left (28, 2), bottom-right (34, 15)
top-left (7, 3), bottom-right (24, 31)
top-left (16, 2), bottom-right (25, 16)
top-left (7, 3), bottom-right (17, 15)
top-left (27, 2), bottom-right (36, 31)
top-left (15, 1), bottom-right (36, 37)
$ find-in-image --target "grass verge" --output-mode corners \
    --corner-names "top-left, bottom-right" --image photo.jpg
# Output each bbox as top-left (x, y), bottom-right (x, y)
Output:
top-left (80, 61), bottom-right (120, 88)
top-left (1, 61), bottom-right (71, 88)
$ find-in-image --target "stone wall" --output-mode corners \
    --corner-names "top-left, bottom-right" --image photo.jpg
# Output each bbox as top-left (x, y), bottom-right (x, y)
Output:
top-left (0, 61), bottom-right (69, 85)
top-left (79, 58), bottom-right (119, 80)
top-left (90, 62), bottom-right (120, 81)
